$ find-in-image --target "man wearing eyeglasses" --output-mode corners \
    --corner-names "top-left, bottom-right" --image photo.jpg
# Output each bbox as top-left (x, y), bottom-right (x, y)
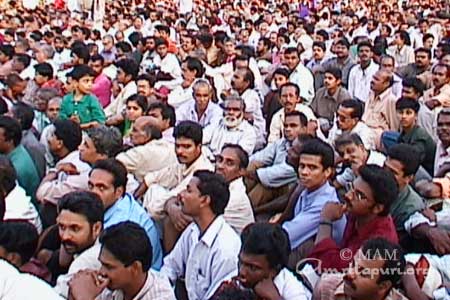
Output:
top-left (308, 164), bottom-right (399, 272)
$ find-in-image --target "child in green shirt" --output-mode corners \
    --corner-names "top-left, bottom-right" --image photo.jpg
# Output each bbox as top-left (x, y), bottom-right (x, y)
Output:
top-left (60, 65), bottom-right (106, 130)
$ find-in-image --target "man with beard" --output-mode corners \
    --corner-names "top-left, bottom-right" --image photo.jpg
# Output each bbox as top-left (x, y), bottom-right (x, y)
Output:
top-left (423, 64), bottom-right (450, 111)
top-left (53, 36), bottom-right (71, 72)
top-left (136, 74), bottom-right (158, 103)
top-left (203, 95), bottom-right (257, 157)
top-left (88, 54), bottom-right (111, 108)
top-left (48, 191), bottom-right (103, 289)
top-left (320, 38), bottom-right (355, 88)
top-left (213, 223), bottom-right (311, 300)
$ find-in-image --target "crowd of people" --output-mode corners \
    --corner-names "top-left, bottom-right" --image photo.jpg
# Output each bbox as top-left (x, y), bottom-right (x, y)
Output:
top-left (0, 0), bottom-right (449, 299)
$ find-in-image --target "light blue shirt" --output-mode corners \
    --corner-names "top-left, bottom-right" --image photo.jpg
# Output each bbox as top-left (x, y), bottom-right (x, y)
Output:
top-left (282, 182), bottom-right (347, 249)
top-left (104, 193), bottom-right (163, 270)
top-left (175, 100), bottom-right (223, 129)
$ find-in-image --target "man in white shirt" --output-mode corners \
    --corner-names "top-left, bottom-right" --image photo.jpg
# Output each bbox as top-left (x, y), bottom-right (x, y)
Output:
top-left (348, 41), bottom-right (379, 103)
top-left (68, 222), bottom-right (175, 300)
top-left (213, 223), bottom-right (311, 300)
top-left (176, 79), bottom-right (222, 129)
top-left (203, 95), bottom-right (257, 157)
top-left (153, 38), bottom-right (182, 91)
top-left (283, 47), bottom-right (315, 104)
top-left (161, 170), bottom-right (241, 300)
top-left (147, 102), bottom-right (177, 143)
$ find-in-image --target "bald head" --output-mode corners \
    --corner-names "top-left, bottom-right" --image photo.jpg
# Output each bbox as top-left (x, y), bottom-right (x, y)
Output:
top-left (131, 116), bottom-right (162, 146)
top-left (371, 69), bottom-right (392, 95)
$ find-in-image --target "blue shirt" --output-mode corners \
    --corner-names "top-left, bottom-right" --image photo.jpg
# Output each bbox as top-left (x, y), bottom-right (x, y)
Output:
top-left (282, 182), bottom-right (347, 249)
top-left (104, 193), bottom-right (163, 270)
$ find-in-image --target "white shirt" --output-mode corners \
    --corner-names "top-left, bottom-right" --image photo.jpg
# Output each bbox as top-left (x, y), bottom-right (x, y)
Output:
top-left (274, 268), bottom-right (311, 300)
top-left (347, 61), bottom-right (379, 103)
top-left (105, 81), bottom-right (138, 118)
top-left (336, 150), bottom-right (386, 186)
top-left (4, 184), bottom-right (42, 233)
top-left (224, 178), bottom-right (255, 234)
top-left (203, 120), bottom-right (257, 157)
top-left (240, 88), bottom-right (266, 143)
top-left (153, 53), bottom-right (182, 85)
top-left (289, 63), bottom-right (315, 104)
top-left (0, 259), bottom-right (63, 300)
top-left (161, 216), bottom-right (241, 300)
top-left (176, 100), bottom-right (223, 129)
top-left (53, 49), bottom-right (72, 71)
top-left (328, 121), bottom-right (376, 150)
top-left (168, 85), bottom-right (194, 109)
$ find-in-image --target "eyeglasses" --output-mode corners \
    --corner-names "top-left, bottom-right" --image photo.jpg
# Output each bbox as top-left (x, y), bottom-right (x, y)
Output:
top-left (345, 182), bottom-right (367, 202)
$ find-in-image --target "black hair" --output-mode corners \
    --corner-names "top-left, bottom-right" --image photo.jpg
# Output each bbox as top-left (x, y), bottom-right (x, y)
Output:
top-left (241, 223), bottom-right (291, 271)
top-left (0, 221), bottom-right (39, 265)
top-left (402, 77), bottom-right (425, 96)
top-left (155, 24), bottom-right (170, 34)
top-left (115, 58), bottom-right (139, 80)
top-left (221, 144), bottom-right (249, 169)
top-left (395, 30), bottom-right (411, 46)
top-left (91, 159), bottom-right (128, 194)
top-left (0, 44), bottom-right (15, 59)
top-left (126, 94), bottom-right (148, 113)
top-left (99, 221), bottom-right (152, 271)
top-left (0, 155), bottom-right (17, 193)
top-left (359, 165), bottom-right (399, 216)
top-left (136, 74), bottom-right (156, 88)
top-left (67, 64), bottom-right (96, 80)
top-left (34, 62), bottom-right (53, 78)
top-left (85, 126), bottom-right (123, 158)
top-left (53, 119), bottom-right (82, 152)
top-left (273, 67), bottom-right (290, 79)
top-left (324, 67), bottom-right (342, 80)
top-left (184, 57), bottom-right (205, 78)
top-left (239, 67), bottom-right (255, 89)
top-left (395, 97), bottom-right (420, 113)
top-left (357, 41), bottom-right (373, 52)
top-left (11, 102), bottom-right (34, 131)
top-left (71, 44), bottom-right (90, 63)
top-left (259, 37), bottom-right (272, 49)
top-left (0, 116), bottom-right (22, 146)
top-left (387, 143), bottom-right (420, 176)
top-left (312, 41), bottom-right (326, 52)
top-left (316, 29), bottom-right (329, 40)
top-left (128, 32), bottom-right (142, 47)
top-left (279, 82), bottom-right (300, 98)
top-left (284, 47), bottom-right (299, 56)
top-left (193, 170), bottom-right (230, 215)
top-left (211, 283), bottom-right (257, 300)
top-left (361, 238), bottom-right (405, 287)
top-left (340, 99), bottom-right (364, 119)
top-left (300, 138), bottom-right (335, 169)
top-left (285, 111), bottom-right (308, 127)
top-left (116, 41), bottom-right (133, 54)
top-left (13, 54), bottom-right (31, 68)
top-left (335, 38), bottom-right (351, 49)
top-left (58, 191), bottom-right (104, 224)
top-left (335, 133), bottom-right (364, 149)
top-left (414, 47), bottom-right (432, 60)
top-left (89, 54), bottom-right (104, 65)
top-left (147, 102), bottom-right (176, 127)
top-left (154, 37), bottom-right (168, 48)
top-left (173, 120), bottom-right (203, 145)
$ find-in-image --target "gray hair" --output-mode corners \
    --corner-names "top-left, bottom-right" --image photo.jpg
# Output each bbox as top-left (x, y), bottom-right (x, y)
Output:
top-left (36, 43), bottom-right (55, 59)
top-left (85, 125), bottom-right (123, 157)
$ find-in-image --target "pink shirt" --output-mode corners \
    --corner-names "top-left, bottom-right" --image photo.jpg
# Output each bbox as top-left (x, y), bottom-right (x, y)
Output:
top-left (92, 73), bottom-right (112, 108)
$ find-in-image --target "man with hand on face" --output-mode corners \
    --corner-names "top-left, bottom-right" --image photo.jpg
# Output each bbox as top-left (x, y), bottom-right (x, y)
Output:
top-left (309, 165), bottom-right (399, 272)
top-left (214, 223), bottom-right (311, 300)
top-left (203, 95), bottom-right (257, 157)
top-left (68, 222), bottom-right (175, 300)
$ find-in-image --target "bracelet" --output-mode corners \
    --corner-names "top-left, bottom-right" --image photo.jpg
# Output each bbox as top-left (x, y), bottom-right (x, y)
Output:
top-left (319, 220), bottom-right (333, 227)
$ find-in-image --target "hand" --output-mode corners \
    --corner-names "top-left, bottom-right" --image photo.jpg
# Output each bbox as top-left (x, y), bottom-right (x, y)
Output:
top-left (307, 121), bottom-right (318, 136)
top-left (350, 157), bottom-right (364, 176)
top-left (69, 270), bottom-right (109, 300)
top-left (269, 213), bottom-right (282, 224)
top-left (167, 200), bottom-right (193, 232)
top-left (320, 202), bottom-right (347, 222)
top-left (422, 208), bottom-right (437, 223)
top-left (254, 278), bottom-right (281, 300)
top-left (426, 227), bottom-right (450, 255)
top-left (70, 114), bottom-right (80, 124)
top-left (57, 163), bottom-right (79, 175)
top-left (425, 99), bottom-right (441, 110)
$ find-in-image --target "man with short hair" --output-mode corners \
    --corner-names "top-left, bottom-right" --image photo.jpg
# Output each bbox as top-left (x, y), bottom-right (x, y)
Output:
top-left (147, 102), bottom-right (176, 143)
top-left (135, 121), bottom-right (214, 219)
top-left (161, 171), bottom-right (241, 300)
top-left (88, 54), bottom-right (111, 108)
top-left (203, 96), bottom-right (257, 156)
top-left (397, 48), bottom-right (432, 87)
top-left (282, 139), bottom-right (347, 267)
top-left (423, 63), bottom-right (450, 110)
top-left (328, 99), bottom-right (375, 150)
top-left (88, 159), bottom-right (163, 269)
top-left (309, 165), bottom-right (399, 271)
top-left (283, 47), bottom-right (315, 103)
top-left (320, 38), bottom-right (355, 88)
top-left (245, 111), bottom-right (308, 210)
top-left (347, 41), bottom-right (379, 103)
top-left (117, 116), bottom-right (177, 182)
top-left (68, 222), bottom-right (175, 300)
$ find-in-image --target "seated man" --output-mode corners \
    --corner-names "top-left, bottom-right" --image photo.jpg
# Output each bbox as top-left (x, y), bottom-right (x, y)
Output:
top-left (0, 156), bottom-right (42, 233)
top-left (88, 159), bottom-right (162, 270)
top-left (161, 171), bottom-right (241, 300)
top-left (282, 138), bottom-right (347, 268)
top-left (313, 238), bottom-right (407, 300)
top-left (0, 221), bottom-right (49, 281)
top-left (116, 116), bottom-right (177, 182)
top-left (333, 133), bottom-right (386, 189)
top-left (203, 95), bottom-right (257, 157)
top-left (214, 222), bottom-right (311, 300)
top-left (328, 99), bottom-right (375, 150)
top-left (68, 222), bottom-right (175, 300)
top-left (147, 102), bottom-right (176, 143)
top-left (383, 144), bottom-right (425, 245)
top-left (245, 111), bottom-right (307, 209)
top-left (309, 165), bottom-right (399, 271)
top-left (36, 119), bottom-right (91, 227)
top-left (135, 121), bottom-right (213, 219)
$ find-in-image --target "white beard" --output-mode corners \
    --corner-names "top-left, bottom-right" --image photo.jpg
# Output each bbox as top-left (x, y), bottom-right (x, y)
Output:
top-left (224, 115), bottom-right (243, 128)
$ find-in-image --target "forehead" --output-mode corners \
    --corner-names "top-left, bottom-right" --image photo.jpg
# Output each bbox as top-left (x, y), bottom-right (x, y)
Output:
top-left (284, 115), bottom-right (301, 123)
top-left (224, 100), bottom-right (242, 108)
top-left (221, 147), bottom-right (240, 161)
top-left (299, 153), bottom-right (323, 166)
top-left (385, 157), bottom-right (404, 171)
top-left (57, 209), bottom-right (89, 225)
top-left (89, 168), bottom-right (114, 184)
top-left (438, 113), bottom-right (450, 123)
top-left (188, 176), bottom-right (201, 189)
top-left (281, 85), bottom-right (297, 94)
top-left (175, 136), bottom-right (195, 146)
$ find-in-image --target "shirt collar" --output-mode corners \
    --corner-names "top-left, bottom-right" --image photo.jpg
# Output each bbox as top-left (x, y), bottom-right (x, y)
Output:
top-left (104, 193), bottom-right (131, 222)
top-left (198, 215), bottom-right (226, 248)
